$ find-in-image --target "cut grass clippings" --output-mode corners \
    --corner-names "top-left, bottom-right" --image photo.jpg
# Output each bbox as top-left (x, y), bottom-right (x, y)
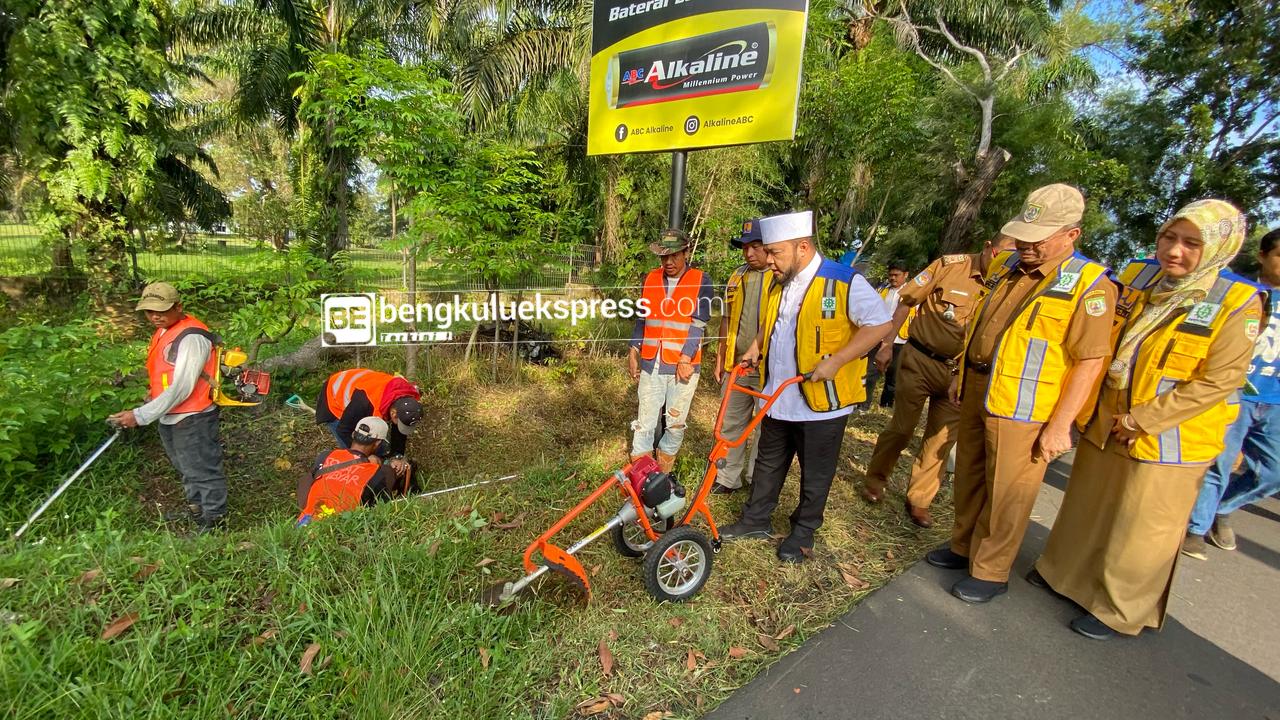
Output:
top-left (0, 353), bottom-right (951, 719)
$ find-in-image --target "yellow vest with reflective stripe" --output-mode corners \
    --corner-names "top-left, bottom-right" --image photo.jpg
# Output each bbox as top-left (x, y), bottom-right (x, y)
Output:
top-left (963, 251), bottom-right (1110, 423)
top-left (1116, 261), bottom-right (1264, 465)
top-left (878, 286), bottom-right (915, 340)
top-left (759, 258), bottom-right (867, 411)
top-left (722, 264), bottom-right (775, 372)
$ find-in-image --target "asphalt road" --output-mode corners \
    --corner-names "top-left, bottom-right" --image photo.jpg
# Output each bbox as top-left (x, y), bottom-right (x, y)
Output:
top-left (706, 455), bottom-right (1280, 720)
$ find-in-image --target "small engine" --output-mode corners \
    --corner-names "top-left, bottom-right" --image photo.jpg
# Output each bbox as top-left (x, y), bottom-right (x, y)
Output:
top-left (625, 456), bottom-right (687, 520)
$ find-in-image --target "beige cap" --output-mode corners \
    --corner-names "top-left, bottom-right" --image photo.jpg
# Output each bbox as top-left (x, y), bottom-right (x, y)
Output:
top-left (354, 416), bottom-right (390, 442)
top-left (135, 282), bottom-right (180, 312)
top-left (1000, 184), bottom-right (1085, 243)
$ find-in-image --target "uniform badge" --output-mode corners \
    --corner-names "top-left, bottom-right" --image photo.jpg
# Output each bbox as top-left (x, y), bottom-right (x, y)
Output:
top-left (942, 254), bottom-right (967, 265)
top-left (1054, 271), bottom-right (1081, 293)
top-left (914, 272), bottom-right (931, 286)
top-left (1022, 203), bottom-right (1043, 222)
top-left (1186, 301), bottom-right (1221, 328)
top-left (1084, 292), bottom-right (1107, 317)
top-left (821, 296), bottom-right (837, 312)
top-left (1245, 317), bottom-right (1260, 341)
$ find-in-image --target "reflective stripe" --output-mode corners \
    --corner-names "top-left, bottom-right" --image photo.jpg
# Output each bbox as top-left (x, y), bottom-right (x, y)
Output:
top-left (1155, 378), bottom-right (1181, 464)
top-left (340, 370), bottom-right (369, 408)
top-left (824, 377), bottom-right (839, 408)
top-left (641, 338), bottom-right (661, 346)
top-left (1207, 277), bottom-right (1232, 304)
top-left (647, 319), bottom-right (692, 330)
top-left (1133, 263), bottom-right (1161, 290)
top-left (1013, 338), bottom-right (1048, 421)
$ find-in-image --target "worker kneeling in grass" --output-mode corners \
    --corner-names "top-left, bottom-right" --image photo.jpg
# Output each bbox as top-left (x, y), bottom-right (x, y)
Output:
top-left (296, 417), bottom-right (415, 526)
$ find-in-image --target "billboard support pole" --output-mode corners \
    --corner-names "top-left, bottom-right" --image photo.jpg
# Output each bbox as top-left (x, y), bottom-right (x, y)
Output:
top-left (667, 151), bottom-right (687, 229)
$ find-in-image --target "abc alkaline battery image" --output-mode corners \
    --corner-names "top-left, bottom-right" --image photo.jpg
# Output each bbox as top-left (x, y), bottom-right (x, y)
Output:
top-left (606, 22), bottom-right (777, 109)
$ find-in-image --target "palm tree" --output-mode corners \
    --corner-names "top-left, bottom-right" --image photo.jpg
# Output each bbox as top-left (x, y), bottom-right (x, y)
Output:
top-left (184, 0), bottom-right (432, 257)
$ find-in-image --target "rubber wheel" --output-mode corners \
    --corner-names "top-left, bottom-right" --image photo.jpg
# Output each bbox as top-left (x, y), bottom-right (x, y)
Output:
top-left (611, 515), bottom-right (671, 558)
top-left (642, 525), bottom-right (713, 603)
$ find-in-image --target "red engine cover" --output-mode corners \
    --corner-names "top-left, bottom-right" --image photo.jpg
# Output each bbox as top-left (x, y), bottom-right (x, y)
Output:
top-left (625, 455), bottom-right (660, 496)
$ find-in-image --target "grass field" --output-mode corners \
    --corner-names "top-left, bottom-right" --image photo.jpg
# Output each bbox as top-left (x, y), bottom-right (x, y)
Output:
top-left (0, 349), bottom-right (948, 719)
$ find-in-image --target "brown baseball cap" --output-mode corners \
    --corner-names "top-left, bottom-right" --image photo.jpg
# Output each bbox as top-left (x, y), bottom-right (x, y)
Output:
top-left (1000, 184), bottom-right (1085, 243)
top-left (135, 282), bottom-right (180, 312)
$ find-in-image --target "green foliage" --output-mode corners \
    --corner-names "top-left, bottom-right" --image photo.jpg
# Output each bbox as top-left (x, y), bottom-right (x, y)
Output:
top-left (0, 322), bottom-right (141, 492)
top-left (4, 0), bottom-right (229, 299)
top-left (1087, 0), bottom-right (1280, 262)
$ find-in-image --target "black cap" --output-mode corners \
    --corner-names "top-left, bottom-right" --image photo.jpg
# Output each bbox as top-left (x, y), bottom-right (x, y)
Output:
top-left (390, 397), bottom-right (423, 435)
top-left (732, 218), bottom-right (763, 249)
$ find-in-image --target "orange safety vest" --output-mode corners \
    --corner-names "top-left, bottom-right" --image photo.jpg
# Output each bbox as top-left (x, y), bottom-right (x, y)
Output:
top-left (325, 369), bottom-right (395, 418)
top-left (296, 449), bottom-right (383, 525)
top-left (640, 267), bottom-right (705, 365)
top-left (145, 315), bottom-right (218, 415)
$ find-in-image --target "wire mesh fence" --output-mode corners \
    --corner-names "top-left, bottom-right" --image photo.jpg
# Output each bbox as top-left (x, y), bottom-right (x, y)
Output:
top-left (0, 223), bottom-right (600, 292)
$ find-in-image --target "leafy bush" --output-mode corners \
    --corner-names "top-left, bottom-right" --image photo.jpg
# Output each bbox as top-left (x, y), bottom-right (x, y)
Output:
top-left (0, 321), bottom-right (143, 494)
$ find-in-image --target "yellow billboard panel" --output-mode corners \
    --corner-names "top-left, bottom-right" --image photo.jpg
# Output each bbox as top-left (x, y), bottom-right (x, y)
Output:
top-left (588, 0), bottom-right (809, 156)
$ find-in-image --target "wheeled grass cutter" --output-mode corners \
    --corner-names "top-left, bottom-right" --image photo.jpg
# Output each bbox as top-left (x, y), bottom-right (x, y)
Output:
top-left (490, 366), bottom-right (807, 604)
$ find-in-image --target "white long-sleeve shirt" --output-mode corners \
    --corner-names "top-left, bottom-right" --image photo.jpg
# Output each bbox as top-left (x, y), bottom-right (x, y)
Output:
top-left (133, 331), bottom-right (215, 426)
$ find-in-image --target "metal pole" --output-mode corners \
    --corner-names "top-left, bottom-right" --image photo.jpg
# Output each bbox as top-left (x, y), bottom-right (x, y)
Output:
top-left (668, 151), bottom-right (687, 229)
top-left (13, 430), bottom-right (121, 539)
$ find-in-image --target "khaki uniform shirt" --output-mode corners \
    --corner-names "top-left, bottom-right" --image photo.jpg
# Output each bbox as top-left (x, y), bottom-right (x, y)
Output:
top-left (897, 253), bottom-right (985, 359)
top-left (967, 248), bottom-right (1117, 367)
top-left (732, 269), bottom-right (767, 362)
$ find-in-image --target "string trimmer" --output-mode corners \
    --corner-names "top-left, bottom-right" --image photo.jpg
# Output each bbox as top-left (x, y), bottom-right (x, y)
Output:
top-left (487, 366), bottom-right (807, 605)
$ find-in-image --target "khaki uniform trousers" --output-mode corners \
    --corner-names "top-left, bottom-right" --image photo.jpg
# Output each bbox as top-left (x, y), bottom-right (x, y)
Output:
top-left (864, 343), bottom-right (959, 508)
top-left (950, 371), bottom-right (1050, 583)
top-left (716, 371), bottom-right (761, 489)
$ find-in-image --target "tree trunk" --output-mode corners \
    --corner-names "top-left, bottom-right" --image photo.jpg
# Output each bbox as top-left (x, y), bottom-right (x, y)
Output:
top-left (601, 159), bottom-right (622, 264)
top-left (511, 290), bottom-right (522, 377)
top-left (938, 148), bottom-right (1011, 254)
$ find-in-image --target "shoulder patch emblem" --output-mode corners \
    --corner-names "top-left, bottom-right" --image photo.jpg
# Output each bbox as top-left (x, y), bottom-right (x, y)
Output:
top-left (1245, 317), bottom-right (1260, 341)
top-left (914, 271), bottom-right (931, 286)
top-left (1084, 291), bottom-right (1107, 317)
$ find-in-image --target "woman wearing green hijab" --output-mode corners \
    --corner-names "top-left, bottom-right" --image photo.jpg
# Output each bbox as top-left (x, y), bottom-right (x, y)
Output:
top-left (1031, 199), bottom-right (1266, 640)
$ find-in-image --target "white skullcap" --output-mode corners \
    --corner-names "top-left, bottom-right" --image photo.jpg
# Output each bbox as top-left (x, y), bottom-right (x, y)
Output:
top-left (760, 210), bottom-right (814, 245)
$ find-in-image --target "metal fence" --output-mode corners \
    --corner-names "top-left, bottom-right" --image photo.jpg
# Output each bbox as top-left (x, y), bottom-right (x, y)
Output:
top-left (0, 223), bottom-right (600, 292)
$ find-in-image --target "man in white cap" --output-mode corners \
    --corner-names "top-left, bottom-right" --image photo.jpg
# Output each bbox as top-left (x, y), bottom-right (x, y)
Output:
top-left (296, 416), bottom-right (411, 526)
top-left (109, 282), bottom-right (228, 534)
top-left (720, 210), bottom-right (893, 563)
top-left (926, 183), bottom-right (1116, 604)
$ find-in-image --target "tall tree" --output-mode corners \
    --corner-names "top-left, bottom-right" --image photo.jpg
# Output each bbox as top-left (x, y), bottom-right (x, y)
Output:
top-left (860, 0), bottom-right (1093, 252)
top-left (185, 0), bottom-right (430, 257)
top-left (1090, 0), bottom-right (1280, 260)
top-left (5, 0), bottom-right (229, 298)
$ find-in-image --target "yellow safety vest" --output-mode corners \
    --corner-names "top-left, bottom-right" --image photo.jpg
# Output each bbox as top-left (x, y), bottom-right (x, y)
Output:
top-left (722, 264), bottom-right (775, 372)
top-left (759, 258), bottom-right (867, 412)
top-left (1114, 260), bottom-right (1265, 465)
top-left (962, 250), bottom-right (1110, 423)
top-left (878, 285), bottom-right (915, 341)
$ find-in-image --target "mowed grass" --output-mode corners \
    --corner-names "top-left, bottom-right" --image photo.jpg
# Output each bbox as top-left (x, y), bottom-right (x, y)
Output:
top-left (0, 352), bottom-right (951, 719)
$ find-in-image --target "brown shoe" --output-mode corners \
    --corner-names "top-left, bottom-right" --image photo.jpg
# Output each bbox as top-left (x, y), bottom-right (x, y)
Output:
top-left (656, 451), bottom-right (676, 473)
top-left (905, 501), bottom-right (934, 528)
top-left (858, 484), bottom-right (884, 504)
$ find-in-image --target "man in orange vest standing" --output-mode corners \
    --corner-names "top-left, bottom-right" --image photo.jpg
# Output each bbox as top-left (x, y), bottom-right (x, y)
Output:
top-left (109, 282), bottom-right (228, 533)
top-left (315, 369), bottom-right (422, 477)
top-left (628, 228), bottom-right (715, 472)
